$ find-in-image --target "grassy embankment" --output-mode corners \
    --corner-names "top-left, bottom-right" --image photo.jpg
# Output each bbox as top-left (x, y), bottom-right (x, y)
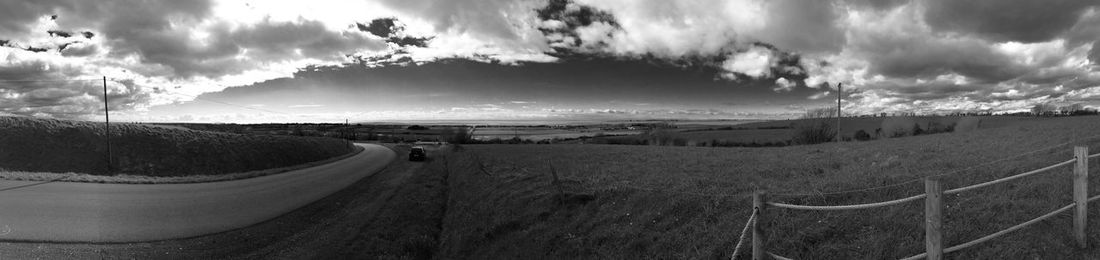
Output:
top-left (0, 116), bottom-right (356, 183)
top-left (433, 116), bottom-right (1100, 259)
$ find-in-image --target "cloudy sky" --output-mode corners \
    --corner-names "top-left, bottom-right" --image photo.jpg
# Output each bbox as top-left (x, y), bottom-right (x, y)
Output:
top-left (1, 0), bottom-right (1098, 123)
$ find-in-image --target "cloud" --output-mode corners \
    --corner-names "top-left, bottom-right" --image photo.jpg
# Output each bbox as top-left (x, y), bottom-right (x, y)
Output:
top-left (535, 0), bottom-right (620, 54)
top-left (774, 78), bottom-right (796, 92)
top-left (923, 0), bottom-right (1095, 43)
top-left (0, 52), bottom-right (149, 119)
top-left (3, 0), bottom-right (1100, 121)
top-left (808, 91), bottom-right (832, 100)
top-left (356, 17), bottom-right (433, 48)
top-left (0, 0), bottom-right (399, 118)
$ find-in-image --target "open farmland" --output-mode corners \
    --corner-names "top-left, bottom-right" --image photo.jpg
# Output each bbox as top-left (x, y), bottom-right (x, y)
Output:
top-left (587, 116), bottom-right (1049, 146)
top-left (0, 116), bottom-right (355, 177)
top-left (434, 115), bottom-right (1100, 259)
top-left (474, 126), bottom-right (641, 141)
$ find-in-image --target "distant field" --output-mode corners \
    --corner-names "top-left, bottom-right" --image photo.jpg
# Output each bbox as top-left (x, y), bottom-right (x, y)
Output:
top-left (435, 116), bottom-right (1100, 259)
top-left (0, 116), bottom-right (355, 177)
top-left (588, 116), bottom-right (1047, 146)
top-left (474, 127), bottom-right (641, 141)
top-left (674, 128), bottom-right (793, 143)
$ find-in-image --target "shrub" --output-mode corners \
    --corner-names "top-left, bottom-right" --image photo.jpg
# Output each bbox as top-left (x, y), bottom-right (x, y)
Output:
top-left (924, 119), bottom-right (954, 134)
top-left (441, 127), bottom-right (473, 144)
top-left (881, 117), bottom-right (917, 138)
top-left (911, 123), bottom-right (925, 136)
top-left (791, 119), bottom-right (836, 145)
top-left (854, 130), bottom-right (872, 141)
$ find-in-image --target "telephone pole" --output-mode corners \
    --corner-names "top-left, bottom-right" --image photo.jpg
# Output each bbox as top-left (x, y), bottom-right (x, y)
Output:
top-left (836, 82), bottom-right (842, 143)
top-left (103, 76), bottom-right (113, 173)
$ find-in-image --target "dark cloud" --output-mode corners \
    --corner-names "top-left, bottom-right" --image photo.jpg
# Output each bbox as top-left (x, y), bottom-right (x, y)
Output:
top-left (356, 17), bottom-right (432, 48)
top-left (59, 42), bottom-right (97, 57)
top-left (755, 0), bottom-right (845, 54)
top-left (844, 0), bottom-right (908, 10)
top-left (850, 28), bottom-right (1026, 82)
top-left (535, 0), bottom-right (620, 54)
top-left (46, 30), bottom-right (73, 38)
top-left (357, 18), bottom-right (399, 38)
top-left (180, 57), bottom-right (811, 115)
top-left (923, 0), bottom-right (1097, 43)
top-left (0, 61), bottom-right (149, 119)
top-left (0, 0), bottom-right (71, 36)
top-left (106, 15), bottom-right (383, 78)
top-left (1, 0), bottom-right (387, 79)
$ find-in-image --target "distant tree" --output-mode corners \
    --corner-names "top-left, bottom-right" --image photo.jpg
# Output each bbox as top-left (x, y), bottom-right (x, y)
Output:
top-left (407, 125), bottom-right (429, 131)
top-left (911, 123), bottom-right (925, 136)
top-left (1031, 103), bottom-right (1057, 116)
top-left (802, 107), bottom-right (836, 119)
top-left (441, 127), bottom-right (473, 144)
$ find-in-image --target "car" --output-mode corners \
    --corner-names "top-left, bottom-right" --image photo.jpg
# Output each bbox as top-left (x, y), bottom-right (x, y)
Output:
top-left (409, 146), bottom-right (427, 161)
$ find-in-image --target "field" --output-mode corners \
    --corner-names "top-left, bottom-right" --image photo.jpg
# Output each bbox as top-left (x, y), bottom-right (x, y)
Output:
top-left (431, 115), bottom-right (1100, 259)
top-left (473, 127), bottom-right (641, 141)
top-left (587, 116), bottom-right (1048, 146)
top-left (0, 116), bottom-right (355, 177)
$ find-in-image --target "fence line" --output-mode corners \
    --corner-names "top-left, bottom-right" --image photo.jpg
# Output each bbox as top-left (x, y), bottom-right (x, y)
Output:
top-left (767, 194), bottom-right (925, 210)
top-left (770, 137), bottom-right (1089, 198)
top-left (767, 252), bottom-right (794, 260)
top-left (898, 194), bottom-right (1100, 260)
top-left (943, 158), bottom-right (1075, 195)
top-left (754, 146), bottom-right (1098, 259)
top-left (766, 157), bottom-right (1074, 211)
top-left (729, 208), bottom-right (758, 260)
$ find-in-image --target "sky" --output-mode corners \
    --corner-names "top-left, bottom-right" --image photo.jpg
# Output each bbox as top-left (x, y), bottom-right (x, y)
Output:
top-left (0, 0), bottom-right (1098, 123)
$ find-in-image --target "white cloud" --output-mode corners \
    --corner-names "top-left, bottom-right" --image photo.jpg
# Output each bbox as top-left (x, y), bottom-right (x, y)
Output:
top-left (774, 77), bottom-right (796, 92)
top-left (721, 46), bottom-right (774, 79)
top-left (808, 91), bottom-right (832, 100)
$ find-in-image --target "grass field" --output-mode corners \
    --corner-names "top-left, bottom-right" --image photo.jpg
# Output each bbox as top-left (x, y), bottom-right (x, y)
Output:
top-left (588, 116), bottom-right (1048, 146)
top-left (433, 115), bottom-right (1100, 259)
top-left (0, 116), bottom-right (355, 177)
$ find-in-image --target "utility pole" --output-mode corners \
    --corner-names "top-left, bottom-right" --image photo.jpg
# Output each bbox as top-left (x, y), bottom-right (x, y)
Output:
top-left (102, 76), bottom-right (112, 173)
top-left (836, 82), bottom-right (842, 143)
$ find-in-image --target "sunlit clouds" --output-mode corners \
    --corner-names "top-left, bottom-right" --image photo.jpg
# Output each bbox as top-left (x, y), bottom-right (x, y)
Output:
top-left (0, 0), bottom-right (1097, 122)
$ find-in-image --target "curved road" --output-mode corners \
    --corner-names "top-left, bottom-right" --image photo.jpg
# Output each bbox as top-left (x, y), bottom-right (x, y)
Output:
top-left (0, 143), bottom-right (395, 243)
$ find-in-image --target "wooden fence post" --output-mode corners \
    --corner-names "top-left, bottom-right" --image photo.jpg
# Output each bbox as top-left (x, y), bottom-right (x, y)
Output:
top-left (752, 191), bottom-right (767, 260)
top-left (925, 178), bottom-right (944, 260)
top-left (1075, 146), bottom-right (1089, 248)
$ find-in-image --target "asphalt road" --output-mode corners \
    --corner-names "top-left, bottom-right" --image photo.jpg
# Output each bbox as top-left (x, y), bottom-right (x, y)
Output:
top-left (0, 143), bottom-right (395, 243)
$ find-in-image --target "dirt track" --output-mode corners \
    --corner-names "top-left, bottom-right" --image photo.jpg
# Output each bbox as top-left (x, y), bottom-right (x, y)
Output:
top-left (0, 144), bottom-right (438, 259)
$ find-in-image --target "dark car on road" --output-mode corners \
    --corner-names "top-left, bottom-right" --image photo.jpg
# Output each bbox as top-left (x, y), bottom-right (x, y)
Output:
top-left (409, 146), bottom-right (426, 161)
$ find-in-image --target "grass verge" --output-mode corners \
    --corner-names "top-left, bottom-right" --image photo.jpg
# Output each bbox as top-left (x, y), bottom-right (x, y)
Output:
top-left (0, 145), bottom-right (364, 184)
top-left (0, 116), bottom-right (355, 177)
top-left (436, 116), bottom-right (1100, 259)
